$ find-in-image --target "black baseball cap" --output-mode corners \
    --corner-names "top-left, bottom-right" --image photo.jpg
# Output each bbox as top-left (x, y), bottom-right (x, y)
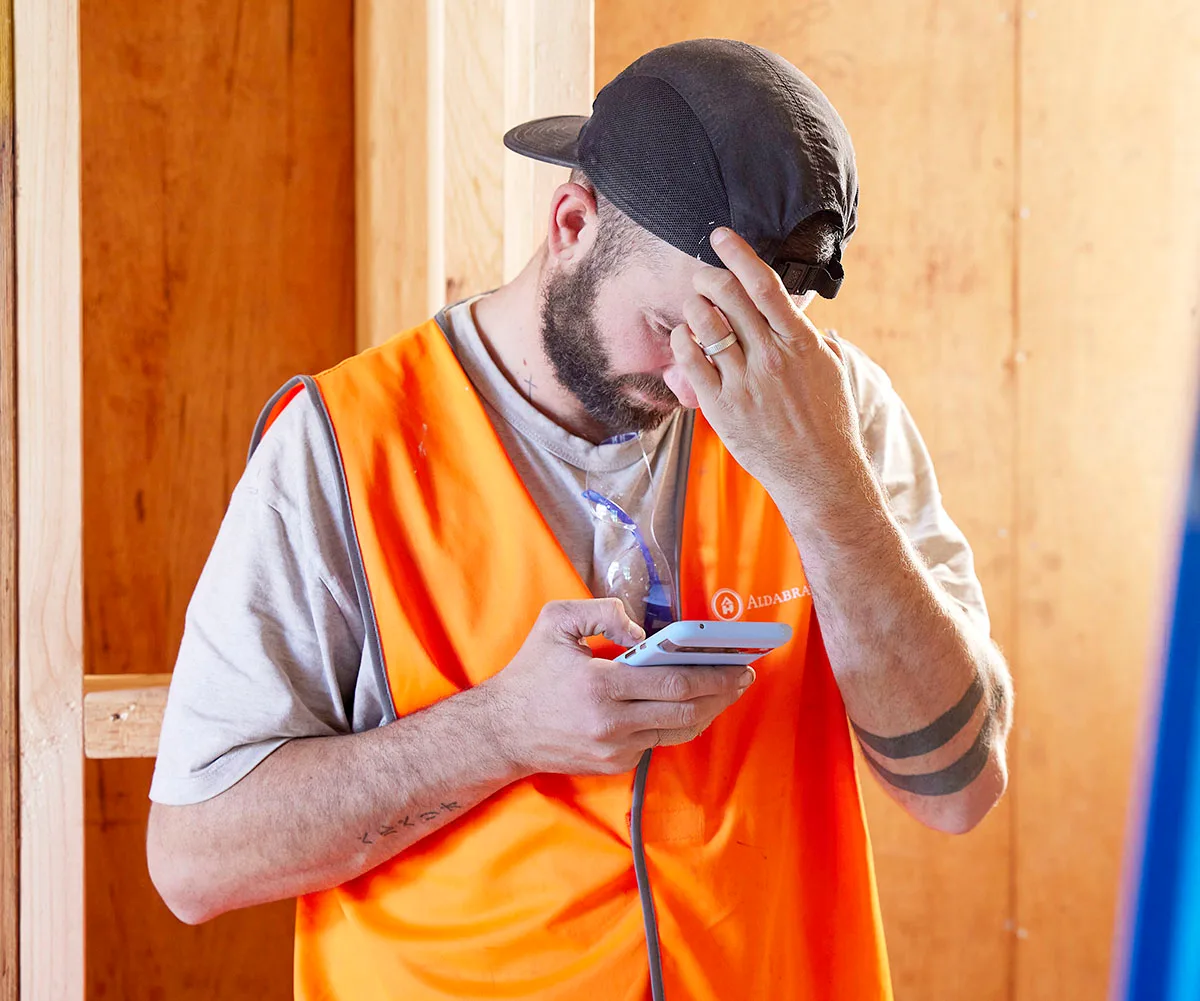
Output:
top-left (504, 38), bottom-right (858, 299)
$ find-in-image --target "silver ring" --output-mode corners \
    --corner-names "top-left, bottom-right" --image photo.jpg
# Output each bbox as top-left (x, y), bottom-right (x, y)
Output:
top-left (701, 331), bottom-right (739, 357)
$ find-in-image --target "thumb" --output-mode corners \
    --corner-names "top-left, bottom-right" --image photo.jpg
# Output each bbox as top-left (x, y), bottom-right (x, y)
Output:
top-left (545, 598), bottom-right (646, 648)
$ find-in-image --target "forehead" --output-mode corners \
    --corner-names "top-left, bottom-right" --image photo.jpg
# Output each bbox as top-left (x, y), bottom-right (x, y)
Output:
top-left (615, 231), bottom-right (714, 299)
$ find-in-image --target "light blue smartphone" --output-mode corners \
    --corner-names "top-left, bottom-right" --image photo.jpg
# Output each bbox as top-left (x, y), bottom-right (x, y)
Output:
top-left (616, 619), bottom-right (793, 667)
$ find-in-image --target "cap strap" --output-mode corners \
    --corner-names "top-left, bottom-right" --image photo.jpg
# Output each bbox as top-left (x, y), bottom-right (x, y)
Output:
top-left (775, 258), bottom-right (845, 299)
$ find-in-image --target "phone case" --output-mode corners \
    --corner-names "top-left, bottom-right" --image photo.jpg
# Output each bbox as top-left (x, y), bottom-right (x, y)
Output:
top-left (616, 619), bottom-right (793, 667)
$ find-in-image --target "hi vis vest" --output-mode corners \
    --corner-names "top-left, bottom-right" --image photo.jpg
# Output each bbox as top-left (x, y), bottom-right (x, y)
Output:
top-left (256, 316), bottom-right (892, 1001)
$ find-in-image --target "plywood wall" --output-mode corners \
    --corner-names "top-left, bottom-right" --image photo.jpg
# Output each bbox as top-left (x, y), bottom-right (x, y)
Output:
top-left (79, 1), bottom-right (356, 997)
top-left (1013, 5), bottom-right (1200, 998)
top-left (597, 2), bottom-right (1200, 999)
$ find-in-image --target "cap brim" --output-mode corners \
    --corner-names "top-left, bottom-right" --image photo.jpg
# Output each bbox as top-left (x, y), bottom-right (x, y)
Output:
top-left (503, 115), bottom-right (588, 168)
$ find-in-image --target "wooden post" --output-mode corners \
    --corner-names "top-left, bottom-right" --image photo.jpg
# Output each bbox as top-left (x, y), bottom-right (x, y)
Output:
top-left (0, 0), bottom-right (16, 997)
top-left (14, 0), bottom-right (83, 999)
top-left (356, 0), bottom-right (593, 351)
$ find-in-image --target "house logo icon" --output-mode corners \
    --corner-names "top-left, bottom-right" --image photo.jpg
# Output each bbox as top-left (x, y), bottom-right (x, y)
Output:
top-left (711, 588), bottom-right (744, 621)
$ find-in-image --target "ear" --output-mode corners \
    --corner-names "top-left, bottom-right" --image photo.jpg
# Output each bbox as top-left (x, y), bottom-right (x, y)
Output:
top-left (545, 181), bottom-right (600, 267)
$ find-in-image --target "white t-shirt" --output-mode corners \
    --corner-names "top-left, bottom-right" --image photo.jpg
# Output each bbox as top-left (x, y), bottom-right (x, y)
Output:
top-left (149, 296), bottom-right (989, 805)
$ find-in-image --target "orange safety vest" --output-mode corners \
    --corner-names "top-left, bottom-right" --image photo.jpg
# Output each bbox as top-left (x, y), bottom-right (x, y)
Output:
top-left (258, 315), bottom-right (892, 1000)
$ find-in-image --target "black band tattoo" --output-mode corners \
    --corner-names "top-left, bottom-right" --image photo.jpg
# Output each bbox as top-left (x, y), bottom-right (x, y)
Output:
top-left (853, 674), bottom-right (985, 760)
top-left (861, 723), bottom-right (991, 797)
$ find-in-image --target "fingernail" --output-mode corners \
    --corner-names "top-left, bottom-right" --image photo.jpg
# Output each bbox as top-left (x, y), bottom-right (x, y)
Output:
top-left (711, 227), bottom-right (731, 246)
top-left (739, 667), bottom-right (756, 688)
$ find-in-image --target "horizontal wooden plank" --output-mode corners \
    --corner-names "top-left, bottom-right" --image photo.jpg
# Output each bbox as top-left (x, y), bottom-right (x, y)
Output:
top-left (83, 674), bottom-right (170, 759)
top-left (83, 672), bottom-right (171, 694)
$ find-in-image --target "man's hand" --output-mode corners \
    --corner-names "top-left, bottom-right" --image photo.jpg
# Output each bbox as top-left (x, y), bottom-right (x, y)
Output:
top-left (482, 598), bottom-right (755, 777)
top-left (668, 226), bottom-right (870, 504)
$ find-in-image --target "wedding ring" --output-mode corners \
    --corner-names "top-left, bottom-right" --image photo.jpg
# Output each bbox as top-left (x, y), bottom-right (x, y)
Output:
top-left (701, 331), bottom-right (739, 357)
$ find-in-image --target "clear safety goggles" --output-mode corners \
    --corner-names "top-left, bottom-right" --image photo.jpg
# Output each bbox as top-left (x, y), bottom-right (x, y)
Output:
top-left (582, 431), bottom-right (676, 634)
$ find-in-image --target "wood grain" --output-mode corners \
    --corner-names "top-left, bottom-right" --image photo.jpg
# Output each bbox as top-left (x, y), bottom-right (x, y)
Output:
top-left (358, 0), bottom-right (592, 350)
top-left (79, 1), bottom-right (355, 998)
top-left (356, 0), bottom-right (431, 349)
top-left (438, 0), bottom-right (506, 304)
top-left (1013, 3), bottom-right (1200, 998)
top-left (0, 1), bottom-right (15, 997)
top-left (83, 675), bottom-right (170, 760)
top-left (14, 1), bottom-right (84, 998)
top-left (502, 0), bottom-right (593, 282)
top-left (595, 6), bottom-right (1018, 998)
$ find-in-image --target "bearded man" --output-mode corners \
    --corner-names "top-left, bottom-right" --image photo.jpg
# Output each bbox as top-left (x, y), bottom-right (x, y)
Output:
top-left (147, 38), bottom-right (1012, 1001)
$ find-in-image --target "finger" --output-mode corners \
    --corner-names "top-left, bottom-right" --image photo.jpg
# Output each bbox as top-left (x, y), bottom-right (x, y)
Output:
top-left (681, 295), bottom-right (746, 379)
top-left (605, 663), bottom-right (755, 702)
top-left (708, 227), bottom-right (823, 350)
top-left (542, 597), bottom-right (645, 648)
top-left (692, 265), bottom-right (776, 363)
top-left (669, 322), bottom-right (721, 406)
top-left (618, 689), bottom-right (749, 733)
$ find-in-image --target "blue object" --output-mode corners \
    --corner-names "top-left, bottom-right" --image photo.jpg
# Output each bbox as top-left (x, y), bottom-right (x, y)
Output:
top-left (582, 488), bottom-right (674, 633)
top-left (1116, 407), bottom-right (1200, 1000)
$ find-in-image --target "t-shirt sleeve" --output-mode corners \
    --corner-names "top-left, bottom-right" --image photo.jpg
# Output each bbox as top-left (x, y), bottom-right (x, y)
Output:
top-left (149, 392), bottom-right (381, 806)
top-left (838, 337), bottom-right (993, 637)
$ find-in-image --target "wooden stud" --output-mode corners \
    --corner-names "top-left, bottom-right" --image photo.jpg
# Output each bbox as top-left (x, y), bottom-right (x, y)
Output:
top-left (356, 0), bottom-right (592, 351)
top-left (0, 0), bottom-right (16, 997)
top-left (502, 0), bottom-right (594, 282)
top-left (14, 0), bottom-right (83, 998)
top-left (355, 0), bottom-right (431, 350)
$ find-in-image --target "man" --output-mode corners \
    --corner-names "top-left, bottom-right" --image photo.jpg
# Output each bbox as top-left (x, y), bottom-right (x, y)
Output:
top-left (148, 38), bottom-right (1012, 1001)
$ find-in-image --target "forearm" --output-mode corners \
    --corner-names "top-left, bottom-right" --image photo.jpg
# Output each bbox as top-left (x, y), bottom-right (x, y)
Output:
top-left (148, 682), bottom-right (522, 923)
top-left (772, 459), bottom-right (1012, 833)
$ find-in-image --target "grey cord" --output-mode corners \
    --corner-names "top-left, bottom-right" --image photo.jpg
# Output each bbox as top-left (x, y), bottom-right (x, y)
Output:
top-left (632, 747), bottom-right (666, 1001)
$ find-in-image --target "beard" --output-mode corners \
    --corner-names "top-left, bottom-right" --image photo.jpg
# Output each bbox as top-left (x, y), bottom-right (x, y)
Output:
top-left (539, 255), bottom-right (680, 437)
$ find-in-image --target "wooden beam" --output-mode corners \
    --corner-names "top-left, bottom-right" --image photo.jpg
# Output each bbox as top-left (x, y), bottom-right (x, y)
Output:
top-left (355, 0), bottom-right (430, 351)
top-left (356, 0), bottom-right (592, 351)
top-left (502, 0), bottom-right (594, 282)
top-left (82, 675), bottom-right (170, 760)
top-left (14, 0), bottom-right (83, 998)
top-left (0, 0), bottom-right (17, 996)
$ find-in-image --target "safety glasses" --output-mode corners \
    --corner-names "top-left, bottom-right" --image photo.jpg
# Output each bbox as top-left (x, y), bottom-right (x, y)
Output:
top-left (581, 427), bottom-right (676, 633)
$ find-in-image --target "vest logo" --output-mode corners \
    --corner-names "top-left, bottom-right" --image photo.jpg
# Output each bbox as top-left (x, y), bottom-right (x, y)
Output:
top-left (711, 588), bottom-right (744, 621)
top-left (710, 585), bottom-right (811, 621)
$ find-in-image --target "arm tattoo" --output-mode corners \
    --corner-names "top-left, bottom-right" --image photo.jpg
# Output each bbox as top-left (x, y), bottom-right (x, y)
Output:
top-left (357, 801), bottom-right (461, 850)
top-left (861, 724), bottom-right (991, 797)
top-left (852, 674), bottom-right (985, 759)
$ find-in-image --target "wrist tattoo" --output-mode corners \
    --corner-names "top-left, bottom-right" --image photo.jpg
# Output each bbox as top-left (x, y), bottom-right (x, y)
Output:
top-left (853, 674), bottom-right (985, 759)
top-left (358, 801), bottom-right (461, 847)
